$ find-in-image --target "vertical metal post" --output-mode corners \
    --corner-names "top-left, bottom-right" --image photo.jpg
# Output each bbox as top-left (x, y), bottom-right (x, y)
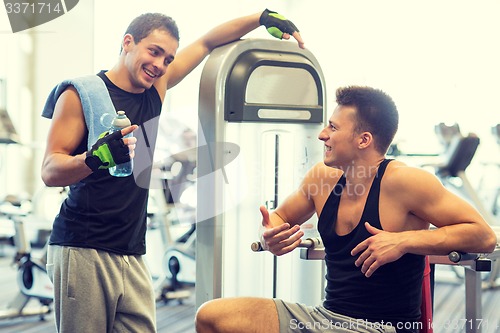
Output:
top-left (464, 267), bottom-right (481, 333)
top-left (272, 134), bottom-right (279, 298)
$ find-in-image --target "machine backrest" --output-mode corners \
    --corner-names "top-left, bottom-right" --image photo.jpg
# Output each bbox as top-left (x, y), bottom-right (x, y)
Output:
top-left (437, 134), bottom-right (480, 177)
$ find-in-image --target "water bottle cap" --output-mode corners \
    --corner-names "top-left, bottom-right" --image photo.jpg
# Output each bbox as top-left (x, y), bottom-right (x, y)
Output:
top-left (112, 110), bottom-right (131, 128)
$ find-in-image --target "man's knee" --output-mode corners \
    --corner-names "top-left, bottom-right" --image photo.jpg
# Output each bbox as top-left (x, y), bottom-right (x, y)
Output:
top-left (195, 300), bottom-right (219, 333)
top-left (195, 298), bottom-right (279, 333)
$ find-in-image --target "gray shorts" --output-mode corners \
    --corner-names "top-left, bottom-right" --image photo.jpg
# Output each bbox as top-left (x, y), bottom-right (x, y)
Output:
top-left (273, 299), bottom-right (398, 333)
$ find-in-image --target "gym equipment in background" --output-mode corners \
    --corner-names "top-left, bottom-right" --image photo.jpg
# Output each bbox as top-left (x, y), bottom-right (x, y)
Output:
top-left (147, 152), bottom-right (197, 304)
top-left (427, 124), bottom-right (500, 290)
top-left (431, 123), bottom-right (495, 226)
top-left (0, 199), bottom-right (53, 320)
top-left (0, 79), bottom-right (19, 145)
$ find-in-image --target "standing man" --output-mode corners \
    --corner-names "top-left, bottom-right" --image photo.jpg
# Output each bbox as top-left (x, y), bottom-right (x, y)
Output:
top-left (195, 86), bottom-right (497, 333)
top-left (41, 9), bottom-right (304, 333)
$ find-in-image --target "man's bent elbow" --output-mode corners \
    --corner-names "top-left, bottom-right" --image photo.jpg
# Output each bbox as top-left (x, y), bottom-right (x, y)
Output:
top-left (484, 229), bottom-right (498, 253)
top-left (41, 170), bottom-right (58, 187)
top-left (41, 164), bottom-right (67, 187)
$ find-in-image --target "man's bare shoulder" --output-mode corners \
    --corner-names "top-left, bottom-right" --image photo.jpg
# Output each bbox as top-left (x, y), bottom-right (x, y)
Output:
top-left (52, 86), bottom-right (84, 120)
top-left (384, 160), bottom-right (443, 192)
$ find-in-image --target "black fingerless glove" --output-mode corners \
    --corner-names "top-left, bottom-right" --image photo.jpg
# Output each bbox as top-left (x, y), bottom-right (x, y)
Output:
top-left (84, 130), bottom-right (130, 172)
top-left (259, 8), bottom-right (299, 39)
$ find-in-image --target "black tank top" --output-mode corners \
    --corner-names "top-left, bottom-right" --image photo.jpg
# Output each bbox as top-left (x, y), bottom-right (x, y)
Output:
top-left (49, 71), bottom-right (162, 255)
top-left (318, 159), bottom-right (425, 331)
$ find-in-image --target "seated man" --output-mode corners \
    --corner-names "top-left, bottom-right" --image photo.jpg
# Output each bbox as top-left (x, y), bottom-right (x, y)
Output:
top-left (195, 86), bottom-right (497, 333)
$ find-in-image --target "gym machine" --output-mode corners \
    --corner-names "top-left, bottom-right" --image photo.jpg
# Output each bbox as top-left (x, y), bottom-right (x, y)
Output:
top-left (196, 39), bottom-right (326, 308)
top-left (429, 238), bottom-right (500, 333)
top-left (0, 200), bottom-right (53, 320)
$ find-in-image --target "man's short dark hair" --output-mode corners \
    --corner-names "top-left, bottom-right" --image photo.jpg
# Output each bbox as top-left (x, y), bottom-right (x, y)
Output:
top-left (336, 86), bottom-right (399, 154)
top-left (125, 13), bottom-right (180, 45)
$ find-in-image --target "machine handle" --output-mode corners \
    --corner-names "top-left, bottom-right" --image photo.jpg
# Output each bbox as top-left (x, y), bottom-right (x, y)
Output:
top-left (448, 251), bottom-right (492, 272)
top-left (448, 251), bottom-right (478, 263)
top-left (251, 237), bottom-right (323, 252)
top-left (250, 241), bottom-right (265, 252)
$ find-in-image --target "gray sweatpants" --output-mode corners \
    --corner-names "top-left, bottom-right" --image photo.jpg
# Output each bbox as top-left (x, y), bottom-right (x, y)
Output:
top-left (46, 245), bottom-right (156, 333)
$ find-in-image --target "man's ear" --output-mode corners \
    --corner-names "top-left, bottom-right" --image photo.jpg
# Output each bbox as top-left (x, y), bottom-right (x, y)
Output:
top-left (358, 132), bottom-right (373, 149)
top-left (122, 34), bottom-right (134, 52)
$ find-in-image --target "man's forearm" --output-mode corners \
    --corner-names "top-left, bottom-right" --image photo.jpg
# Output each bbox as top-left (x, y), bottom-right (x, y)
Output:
top-left (41, 152), bottom-right (91, 187)
top-left (201, 12), bottom-right (261, 52)
top-left (403, 223), bottom-right (497, 256)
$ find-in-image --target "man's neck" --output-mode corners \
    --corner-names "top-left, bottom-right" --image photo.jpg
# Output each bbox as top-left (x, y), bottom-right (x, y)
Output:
top-left (105, 66), bottom-right (145, 94)
top-left (340, 157), bottom-right (386, 190)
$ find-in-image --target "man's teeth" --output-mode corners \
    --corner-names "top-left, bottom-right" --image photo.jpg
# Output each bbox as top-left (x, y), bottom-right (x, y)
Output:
top-left (144, 68), bottom-right (156, 78)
